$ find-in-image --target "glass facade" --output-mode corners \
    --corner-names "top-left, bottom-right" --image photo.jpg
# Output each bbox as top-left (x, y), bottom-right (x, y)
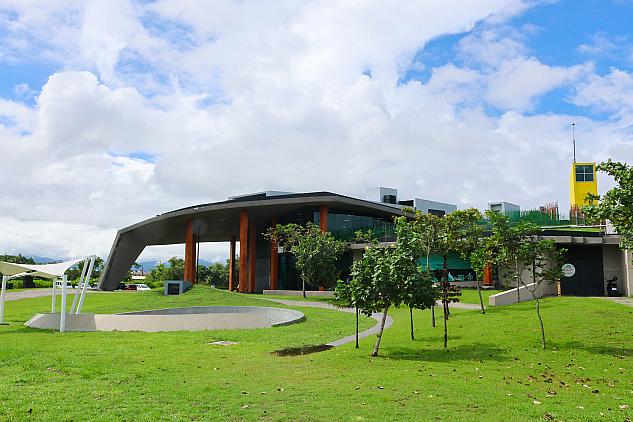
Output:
top-left (314, 209), bottom-right (395, 242)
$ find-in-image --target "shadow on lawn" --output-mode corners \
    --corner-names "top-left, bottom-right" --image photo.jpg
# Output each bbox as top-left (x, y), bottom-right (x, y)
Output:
top-left (549, 340), bottom-right (633, 358)
top-left (383, 342), bottom-right (510, 362)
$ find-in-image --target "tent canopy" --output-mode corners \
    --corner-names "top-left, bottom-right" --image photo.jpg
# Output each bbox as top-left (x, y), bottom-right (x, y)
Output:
top-left (0, 258), bottom-right (85, 279)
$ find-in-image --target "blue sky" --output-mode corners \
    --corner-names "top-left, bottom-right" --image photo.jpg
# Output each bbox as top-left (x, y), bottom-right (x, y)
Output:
top-left (0, 0), bottom-right (632, 260)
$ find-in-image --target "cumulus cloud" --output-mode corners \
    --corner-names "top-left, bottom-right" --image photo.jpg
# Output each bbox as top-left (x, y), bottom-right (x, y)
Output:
top-left (0, 0), bottom-right (631, 262)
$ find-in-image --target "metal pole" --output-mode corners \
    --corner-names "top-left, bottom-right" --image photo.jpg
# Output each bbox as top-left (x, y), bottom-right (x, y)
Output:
top-left (76, 256), bottom-right (95, 314)
top-left (60, 275), bottom-right (68, 333)
top-left (70, 258), bottom-right (89, 314)
top-left (572, 122), bottom-right (576, 163)
top-left (0, 275), bottom-right (8, 325)
top-left (51, 278), bottom-right (57, 313)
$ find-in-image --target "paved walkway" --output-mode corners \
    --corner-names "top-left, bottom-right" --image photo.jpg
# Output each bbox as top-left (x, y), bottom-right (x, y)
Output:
top-left (600, 296), bottom-right (633, 308)
top-left (261, 298), bottom-right (394, 347)
top-left (3, 288), bottom-right (55, 301)
top-left (3, 288), bottom-right (100, 302)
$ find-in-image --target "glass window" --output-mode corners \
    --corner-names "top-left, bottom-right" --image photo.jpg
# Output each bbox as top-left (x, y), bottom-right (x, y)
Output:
top-left (575, 165), bottom-right (594, 182)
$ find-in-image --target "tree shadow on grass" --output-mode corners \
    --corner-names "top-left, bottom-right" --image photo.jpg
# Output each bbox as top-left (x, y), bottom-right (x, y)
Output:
top-left (381, 342), bottom-right (510, 363)
top-left (549, 340), bottom-right (633, 358)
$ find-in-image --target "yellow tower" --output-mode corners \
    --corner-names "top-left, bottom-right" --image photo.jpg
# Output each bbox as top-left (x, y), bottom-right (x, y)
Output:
top-left (569, 162), bottom-right (598, 207)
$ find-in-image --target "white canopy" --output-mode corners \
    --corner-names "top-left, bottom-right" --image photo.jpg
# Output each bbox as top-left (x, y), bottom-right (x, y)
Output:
top-left (0, 258), bottom-right (84, 279)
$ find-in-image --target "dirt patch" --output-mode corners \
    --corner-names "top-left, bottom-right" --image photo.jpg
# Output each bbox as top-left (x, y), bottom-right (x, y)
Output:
top-left (272, 344), bottom-right (334, 356)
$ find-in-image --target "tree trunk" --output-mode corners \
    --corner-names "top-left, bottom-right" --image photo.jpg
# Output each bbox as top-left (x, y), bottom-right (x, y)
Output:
top-left (442, 254), bottom-right (449, 349)
top-left (476, 279), bottom-right (485, 314)
top-left (531, 261), bottom-right (546, 349)
top-left (355, 307), bottom-right (359, 349)
top-left (431, 304), bottom-right (436, 327)
top-left (515, 259), bottom-right (520, 303)
top-left (535, 297), bottom-right (546, 349)
top-left (371, 307), bottom-right (389, 357)
top-left (410, 306), bottom-right (414, 340)
top-left (302, 278), bottom-right (306, 299)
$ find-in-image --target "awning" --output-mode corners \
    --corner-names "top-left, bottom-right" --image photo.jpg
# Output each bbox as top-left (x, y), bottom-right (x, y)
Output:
top-left (0, 258), bottom-right (85, 279)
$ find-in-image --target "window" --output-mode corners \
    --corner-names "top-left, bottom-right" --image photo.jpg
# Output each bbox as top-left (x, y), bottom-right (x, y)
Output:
top-left (575, 165), bottom-right (594, 182)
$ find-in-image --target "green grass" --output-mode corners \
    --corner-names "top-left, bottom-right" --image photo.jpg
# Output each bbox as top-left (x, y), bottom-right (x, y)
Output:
top-left (458, 288), bottom-right (503, 305)
top-left (1, 287), bottom-right (633, 421)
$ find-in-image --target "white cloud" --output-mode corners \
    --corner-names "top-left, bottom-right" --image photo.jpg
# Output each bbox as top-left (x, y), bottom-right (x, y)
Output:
top-left (0, 0), bottom-right (631, 264)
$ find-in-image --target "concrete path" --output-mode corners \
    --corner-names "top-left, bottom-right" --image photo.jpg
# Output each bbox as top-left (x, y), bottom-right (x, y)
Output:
top-left (600, 296), bottom-right (633, 308)
top-left (3, 288), bottom-right (100, 301)
top-left (261, 298), bottom-right (394, 347)
top-left (3, 288), bottom-right (54, 301)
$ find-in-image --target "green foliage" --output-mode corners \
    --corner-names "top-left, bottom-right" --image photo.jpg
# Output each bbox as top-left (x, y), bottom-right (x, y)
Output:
top-left (337, 216), bottom-right (435, 355)
top-left (65, 257), bottom-right (105, 282)
top-left (584, 159), bottom-right (633, 251)
top-left (265, 222), bottom-right (346, 296)
top-left (0, 254), bottom-right (35, 265)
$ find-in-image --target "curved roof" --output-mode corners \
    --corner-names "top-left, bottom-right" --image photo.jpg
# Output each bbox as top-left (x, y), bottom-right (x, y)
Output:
top-left (99, 191), bottom-right (407, 290)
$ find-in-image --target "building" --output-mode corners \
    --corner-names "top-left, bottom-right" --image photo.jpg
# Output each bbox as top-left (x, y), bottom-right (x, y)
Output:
top-left (570, 162), bottom-right (598, 207)
top-left (100, 191), bottom-right (416, 292)
top-left (488, 201), bottom-right (520, 214)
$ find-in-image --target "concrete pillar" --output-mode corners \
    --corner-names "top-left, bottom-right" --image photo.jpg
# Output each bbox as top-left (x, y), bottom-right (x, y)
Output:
top-left (239, 210), bottom-right (248, 293)
top-left (248, 223), bottom-right (256, 292)
top-left (229, 236), bottom-right (236, 291)
top-left (184, 220), bottom-right (196, 283)
top-left (319, 205), bottom-right (328, 233)
top-left (269, 217), bottom-right (278, 290)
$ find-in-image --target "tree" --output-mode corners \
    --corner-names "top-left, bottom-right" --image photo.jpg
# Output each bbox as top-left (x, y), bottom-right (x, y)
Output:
top-left (411, 212), bottom-right (442, 326)
top-left (265, 222), bottom-right (346, 298)
top-left (434, 208), bottom-right (481, 349)
top-left (145, 257), bottom-right (185, 287)
top-left (516, 238), bottom-right (565, 349)
top-left (336, 217), bottom-right (435, 355)
top-left (396, 216), bottom-right (439, 339)
top-left (584, 160), bottom-right (633, 251)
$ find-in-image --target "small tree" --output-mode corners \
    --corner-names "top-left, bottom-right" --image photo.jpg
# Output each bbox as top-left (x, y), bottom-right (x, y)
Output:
top-left (265, 222), bottom-right (346, 298)
top-left (435, 208), bottom-right (481, 349)
top-left (584, 159), bottom-right (633, 252)
top-left (517, 238), bottom-right (565, 349)
top-left (412, 212), bottom-right (442, 326)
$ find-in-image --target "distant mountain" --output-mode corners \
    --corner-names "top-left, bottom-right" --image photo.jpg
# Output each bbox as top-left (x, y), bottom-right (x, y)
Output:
top-left (137, 259), bottom-right (219, 272)
top-left (29, 256), bottom-right (59, 264)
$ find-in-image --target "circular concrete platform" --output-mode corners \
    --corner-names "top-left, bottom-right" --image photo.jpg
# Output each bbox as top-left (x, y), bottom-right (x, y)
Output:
top-left (25, 306), bottom-right (305, 332)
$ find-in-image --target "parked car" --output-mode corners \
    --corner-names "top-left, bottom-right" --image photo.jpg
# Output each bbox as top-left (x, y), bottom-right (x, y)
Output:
top-left (54, 280), bottom-right (73, 289)
top-left (124, 284), bottom-right (138, 291)
top-left (115, 283), bottom-right (126, 291)
top-left (78, 282), bottom-right (96, 290)
top-left (135, 284), bottom-right (152, 291)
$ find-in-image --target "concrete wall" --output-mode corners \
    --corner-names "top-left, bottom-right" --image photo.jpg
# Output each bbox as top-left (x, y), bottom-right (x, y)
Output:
top-left (603, 244), bottom-right (627, 296)
top-left (625, 250), bottom-right (633, 297)
top-left (489, 282), bottom-right (555, 306)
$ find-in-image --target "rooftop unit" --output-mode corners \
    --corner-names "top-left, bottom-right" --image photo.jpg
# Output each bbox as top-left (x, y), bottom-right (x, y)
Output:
top-left (488, 201), bottom-right (520, 214)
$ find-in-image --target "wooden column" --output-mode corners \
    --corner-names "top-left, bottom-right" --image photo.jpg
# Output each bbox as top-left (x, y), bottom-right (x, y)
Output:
top-left (319, 205), bottom-right (329, 233)
top-left (248, 223), bottom-right (257, 293)
top-left (184, 220), bottom-right (196, 283)
top-left (239, 210), bottom-right (248, 293)
top-left (483, 263), bottom-right (493, 287)
top-left (228, 236), bottom-right (236, 291)
top-left (269, 217), bottom-right (278, 290)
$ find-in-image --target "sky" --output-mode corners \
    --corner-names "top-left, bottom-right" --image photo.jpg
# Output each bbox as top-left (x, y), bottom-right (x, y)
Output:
top-left (1, 0), bottom-right (632, 263)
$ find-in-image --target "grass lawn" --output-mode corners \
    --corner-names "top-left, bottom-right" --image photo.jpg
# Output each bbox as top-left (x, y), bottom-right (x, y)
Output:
top-left (1, 287), bottom-right (633, 421)
top-left (458, 288), bottom-right (503, 305)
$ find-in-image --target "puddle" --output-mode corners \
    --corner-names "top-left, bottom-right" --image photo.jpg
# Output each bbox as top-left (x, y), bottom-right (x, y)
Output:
top-left (272, 344), bottom-right (334, 356)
